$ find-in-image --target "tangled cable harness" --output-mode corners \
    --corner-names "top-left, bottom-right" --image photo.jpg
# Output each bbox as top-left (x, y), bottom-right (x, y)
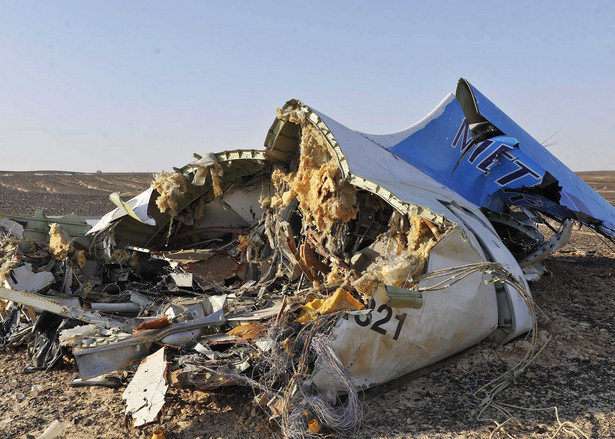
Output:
top-left (187, 261), bottom-right (589, 438)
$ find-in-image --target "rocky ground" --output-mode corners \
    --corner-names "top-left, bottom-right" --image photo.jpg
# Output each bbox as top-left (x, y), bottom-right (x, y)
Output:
top-left (0, 171), bottom-right (613, 438)
top-left (0, 171), bottom-right (152, 216)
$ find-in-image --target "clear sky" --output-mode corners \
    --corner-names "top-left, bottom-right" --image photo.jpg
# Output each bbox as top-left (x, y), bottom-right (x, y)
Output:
top-left (1, 1), bottom-right (614, 172)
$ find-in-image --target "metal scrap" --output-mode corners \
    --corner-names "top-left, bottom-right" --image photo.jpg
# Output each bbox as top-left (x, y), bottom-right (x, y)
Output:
top-left (123, 347), bottom-right (169, 427)
top-left (0, 79), bottom-right (614, 437)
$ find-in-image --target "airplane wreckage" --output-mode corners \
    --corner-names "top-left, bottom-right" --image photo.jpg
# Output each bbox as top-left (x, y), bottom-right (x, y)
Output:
top-left (1, 79), bottom-right (613, 437)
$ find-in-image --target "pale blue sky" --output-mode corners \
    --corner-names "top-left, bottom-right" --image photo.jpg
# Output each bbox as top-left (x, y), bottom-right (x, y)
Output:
top-left (0, 1), bottom-right (614, 172)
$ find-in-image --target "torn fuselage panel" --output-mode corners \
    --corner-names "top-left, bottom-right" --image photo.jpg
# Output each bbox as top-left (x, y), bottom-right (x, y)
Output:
top-left (312, 228), bottom-right (499, 391)
top-left (457, 78), bottom-right (615, 235)
top-left (264, 101), bottom-right (531, 386)
top-left (87, 150), bottom-right (269, 250)
top-left (265, 108), bottom-right (450, 295)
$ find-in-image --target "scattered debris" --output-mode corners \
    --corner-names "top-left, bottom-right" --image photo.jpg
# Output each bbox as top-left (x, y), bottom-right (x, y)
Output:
top-left (1, 78), bottom-right (612, 437)
top-left (6, 263), bottom-right (55, 293)
top-left (123, 347), bottom-right (169, 427)
top-left (0, 217), bottom-right (24, 238)
top-left (69, 373), bottom-right (122, 388)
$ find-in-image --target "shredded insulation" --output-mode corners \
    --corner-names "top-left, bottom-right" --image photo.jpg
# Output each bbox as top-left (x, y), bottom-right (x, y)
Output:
top-left (353, 213), bottom-right (439, 297)
top-left (193, 158), bottom-right (224, 198)
top-left (271, 123), bottom-right (357, 233)
top-left (276, 107), bottom-right (307, 125)
top-left (0, 257), bottom-right (19, 284)
top-left (74, 250), bottom-right (87, 269)
top-left (192, 153), bottom-right (223, 196)
top-left (209, 162), bottom-right (223, 197)
top-left (151, 171), bottom-right (188, 216)
top-left (325, 261), bottom-right (345, 285)
top-left (265, 111), bottom-right (443, 305)
top-left (49, 223), bottom-right (74, 260)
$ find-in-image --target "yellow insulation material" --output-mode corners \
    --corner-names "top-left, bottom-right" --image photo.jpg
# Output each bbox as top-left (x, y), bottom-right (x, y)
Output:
top-left (408, 214), bottom-right (439, 250)
top-left (236, 234), bottom-right (252, 253)
top-left (74, 250), bottom-right (87, 269)
top-left (269, 107), bottom-right (443, 302)
top-left (210, 162), bottom-right (223, 198)
top-left (271, 123), bottom-right (358, 233)
top-left (325, 260), bottom-right (345, 285)
top-left (191, 154), bottom-right (223, 197)
top-left (352, 273), bottom-right (379, 298)
top-left (352, 214), bottom-right (438, 298)
top-left (297, 288), bottom-right (363, 324)
top-left (275, 107), bottom-right (307, 125)
top-left (151, 171), bottom-right (187, 216)
top-left (0, 257), bottom-right (19, 284)
top-left (49, 223), bottom-right (73, 260)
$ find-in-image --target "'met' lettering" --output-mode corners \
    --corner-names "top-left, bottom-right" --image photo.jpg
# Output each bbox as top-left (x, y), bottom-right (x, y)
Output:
top-left (452, 119), bottom-right (541, 187)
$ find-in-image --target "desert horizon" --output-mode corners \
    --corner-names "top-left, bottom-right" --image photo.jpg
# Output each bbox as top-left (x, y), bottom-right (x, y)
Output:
top-left (1, 170), bottom-right (613, 216)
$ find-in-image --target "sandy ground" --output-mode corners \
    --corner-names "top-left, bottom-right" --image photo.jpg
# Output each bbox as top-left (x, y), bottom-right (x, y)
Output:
top-left (0, 171), bottom-right (614, 438)
top-left (0, 171), bottom-right (152, 216)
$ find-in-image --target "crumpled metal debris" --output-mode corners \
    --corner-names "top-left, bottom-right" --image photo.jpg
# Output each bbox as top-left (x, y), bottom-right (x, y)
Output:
top-left (22, 311), bottom-right (71, 373)
top-left (123, 347), bottom-right (169, 427)
top-left (1, 79), bottom-right (614, 437)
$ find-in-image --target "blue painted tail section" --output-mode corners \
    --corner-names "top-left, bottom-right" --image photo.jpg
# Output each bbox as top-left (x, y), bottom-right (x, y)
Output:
top-left (387, 80), bottom-right (615, 235)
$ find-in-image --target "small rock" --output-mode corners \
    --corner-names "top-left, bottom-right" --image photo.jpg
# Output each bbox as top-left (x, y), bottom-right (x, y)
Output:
top-left (31, 384), bottom-right (44, 397)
